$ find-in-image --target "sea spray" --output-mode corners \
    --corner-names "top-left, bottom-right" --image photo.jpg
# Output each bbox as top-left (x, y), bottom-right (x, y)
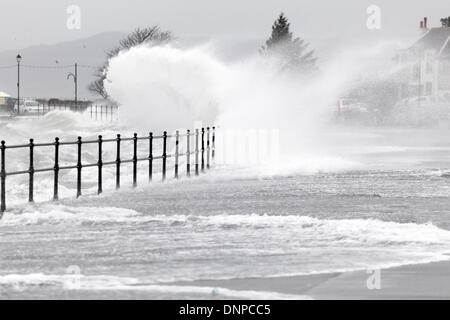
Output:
top-left (103, 42), bottom-right (402, 160)
top-left (103, 44), bottom-right (349, 134)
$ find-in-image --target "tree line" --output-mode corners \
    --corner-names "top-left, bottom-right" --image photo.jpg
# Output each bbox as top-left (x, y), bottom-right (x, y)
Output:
top-left (89, 13), bottom-right (316, 99)
top-left (89, 14), bottom-right (450, 100)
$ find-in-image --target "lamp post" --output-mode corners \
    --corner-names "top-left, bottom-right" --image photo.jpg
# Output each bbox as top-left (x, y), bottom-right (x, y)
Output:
top-left (67, 63), bottom-right (78, 108)
top-left (16, 54), bottom-right (22, 114)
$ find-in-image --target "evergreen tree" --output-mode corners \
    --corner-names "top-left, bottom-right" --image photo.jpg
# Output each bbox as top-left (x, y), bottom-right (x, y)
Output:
top-left (441, 17), bottom-right (450, 27)
top-left (264, 13), bottom-right (293, 47)
top-left (261, 13), bottom-right (316, 73)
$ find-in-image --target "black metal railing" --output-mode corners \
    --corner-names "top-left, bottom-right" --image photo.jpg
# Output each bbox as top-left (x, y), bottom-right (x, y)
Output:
top-left (12, 103), bottom-right (118, 121)
top-left (86, 104), bottom-right (119, 121)
top-left (0, 127), bottom-right (216, 214)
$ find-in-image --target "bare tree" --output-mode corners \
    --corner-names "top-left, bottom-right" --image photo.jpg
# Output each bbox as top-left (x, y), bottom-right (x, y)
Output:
top-left (88, 68), bottom-right (108, 99)
top-left (89, 26), bottom-right (172, 98)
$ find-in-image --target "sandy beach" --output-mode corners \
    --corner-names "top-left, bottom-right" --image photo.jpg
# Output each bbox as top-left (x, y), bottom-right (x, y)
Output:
top-left (172, 259), bottom-right (450, 299)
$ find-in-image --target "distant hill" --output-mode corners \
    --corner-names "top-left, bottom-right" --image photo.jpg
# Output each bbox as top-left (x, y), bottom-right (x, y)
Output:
top-left (0, 32), bottom-right (125, 100)
top-left (0, 32), bottom-right (265, 101)
top-left (0, 31), bottom-right (355, 101)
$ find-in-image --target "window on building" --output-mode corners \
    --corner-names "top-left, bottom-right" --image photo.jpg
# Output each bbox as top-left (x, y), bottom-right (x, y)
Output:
top-left (400, 83), bottom-right (408, 98)
top-left (414, 64), bottom-right (420, 79)
top-left (425, 82), bottom-right (432, 95)
top-left (426, 60), bottom-right (433, 74)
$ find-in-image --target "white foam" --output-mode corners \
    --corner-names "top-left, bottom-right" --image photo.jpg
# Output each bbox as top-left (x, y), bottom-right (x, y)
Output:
top-left (4, 204), bottom-right (450, 247)
top-left (0, 204), bottom-right (142, 226)
top-left (0, 273), bottom-right (310, 300)
top-left (2, 204), bottom-right (450, 276)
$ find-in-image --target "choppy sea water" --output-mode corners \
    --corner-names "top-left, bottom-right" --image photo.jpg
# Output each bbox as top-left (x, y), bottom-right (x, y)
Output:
top-left (1, 112), bottom-right (450, 299)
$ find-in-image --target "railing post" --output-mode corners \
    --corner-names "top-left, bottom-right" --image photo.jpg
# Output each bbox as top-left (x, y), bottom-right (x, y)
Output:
top-left (195, 129), bottom-right (199, 176)
top-left (28, 139), bottom-right (34, 203)
top-left (76, 136), bottom-right (82, 198)
top-left (116, 134), bottom-right (121, 189)
top-left (149, 132), bottom-right (153, 181)
top-left (98, 135), bottom-right (103, 195)
top-left (186, 130), bottom-right (191, 177)
top-left (201, 128), bottom-right (205, 172)
top-left (212, 126), bottom-right (216, 160)
top-left (0, 127), bottom-right (216, 213)
top-left (206, 127), bottom-right (210, 170)
top-left (53, 137), bottom-right (59, 201)
top-left (162, 131), bottom-right (167, 181)
top-left (175, 130), bottom-right (179, 179)
top-left (1, 141), bottom-right (6, 213)
top-left (133, 133), bottom-right (138, 187)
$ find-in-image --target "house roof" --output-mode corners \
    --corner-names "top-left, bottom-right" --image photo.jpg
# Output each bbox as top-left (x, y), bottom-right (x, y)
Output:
top-left (410, 27), bottom-right (450, 57)
top-left (0, 91), bottom-right (11, 97)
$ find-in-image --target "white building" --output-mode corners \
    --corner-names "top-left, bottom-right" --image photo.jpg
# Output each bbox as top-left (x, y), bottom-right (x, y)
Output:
top-left (396, 18), bottom-right (450, 99)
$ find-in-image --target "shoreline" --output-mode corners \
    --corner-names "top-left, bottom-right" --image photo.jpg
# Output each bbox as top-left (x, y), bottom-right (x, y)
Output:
top-left (0, 259), bottom-right (449, 299)
top-left (171, 259), bottom-right (450, 299)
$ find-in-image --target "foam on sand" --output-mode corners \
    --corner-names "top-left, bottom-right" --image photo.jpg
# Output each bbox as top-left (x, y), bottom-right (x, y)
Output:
top-left (0, 273), bottom-right (310, 300)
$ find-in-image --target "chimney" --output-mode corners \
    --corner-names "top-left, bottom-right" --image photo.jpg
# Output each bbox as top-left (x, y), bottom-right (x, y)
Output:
top-left (424, 17), bottom-right (428, 29)
top-left (420, 21), bottom-right (424, 29)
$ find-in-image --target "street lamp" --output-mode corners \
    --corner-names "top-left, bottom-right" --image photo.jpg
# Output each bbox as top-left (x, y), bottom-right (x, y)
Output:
top-left (16, 54), bottom-right (22, 114)
top-left (67, 63), bottom-right (78, 108)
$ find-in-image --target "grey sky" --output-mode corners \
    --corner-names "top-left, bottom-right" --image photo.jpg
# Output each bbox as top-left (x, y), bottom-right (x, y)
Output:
top-left (0, 0), bottom-right (448, 51)
top-left (0, 0), bottom-right (448, 99)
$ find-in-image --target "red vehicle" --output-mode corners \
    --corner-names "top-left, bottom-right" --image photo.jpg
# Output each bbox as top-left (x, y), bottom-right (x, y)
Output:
top-left (337, 98), bottom-right (368, 113)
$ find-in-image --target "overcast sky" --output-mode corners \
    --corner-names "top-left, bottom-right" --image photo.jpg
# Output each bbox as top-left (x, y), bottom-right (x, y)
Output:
top-left (0, 0), bottom-right (448, 99)
top-left (0, 0), bottom-right (448, 51)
